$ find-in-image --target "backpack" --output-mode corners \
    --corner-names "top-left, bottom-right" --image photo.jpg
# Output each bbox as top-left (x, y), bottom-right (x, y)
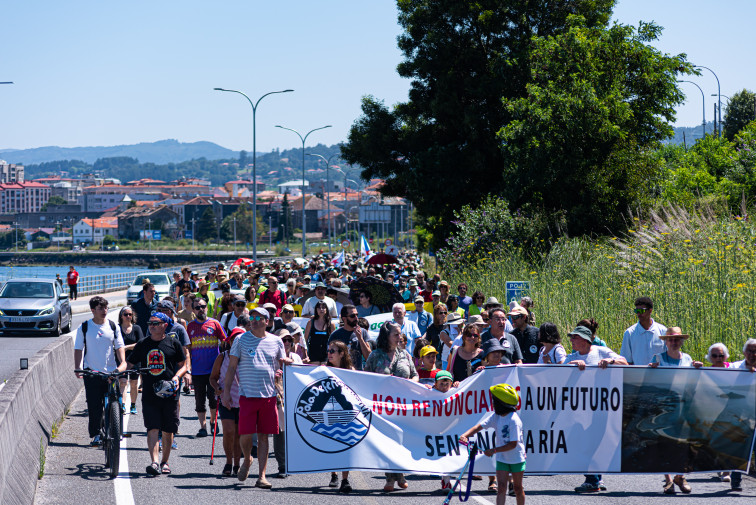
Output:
top-left (82, 319), bottom-right (119, 364)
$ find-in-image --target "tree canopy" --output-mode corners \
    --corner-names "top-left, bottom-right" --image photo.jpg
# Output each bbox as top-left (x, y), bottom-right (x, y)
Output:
top-left (723, 89), bottom-right (756, 140)
top-left (342, 0), bottom-right (691, 247)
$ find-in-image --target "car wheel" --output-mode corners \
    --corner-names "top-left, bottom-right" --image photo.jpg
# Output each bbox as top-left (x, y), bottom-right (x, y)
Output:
top-left (62, 311), bottom-right (72, 334)
top-left (51, 317), bottom-right (61, 337)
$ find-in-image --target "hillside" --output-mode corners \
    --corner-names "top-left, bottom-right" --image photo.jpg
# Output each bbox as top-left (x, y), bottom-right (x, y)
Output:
top-left (0, 139), bottom-right (238, 165)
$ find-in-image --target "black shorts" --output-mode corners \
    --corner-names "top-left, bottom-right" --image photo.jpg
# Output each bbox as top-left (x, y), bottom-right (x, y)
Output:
top-left (142, 396), bottom-right (180, 434)
top-left (218, 402), bottom-right (239, 423)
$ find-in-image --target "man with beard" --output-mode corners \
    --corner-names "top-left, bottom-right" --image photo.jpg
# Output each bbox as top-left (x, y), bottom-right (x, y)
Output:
top-left (187, 298), bottom-right (226, 437)
top-left (119, 312), bottom-right (186, 475)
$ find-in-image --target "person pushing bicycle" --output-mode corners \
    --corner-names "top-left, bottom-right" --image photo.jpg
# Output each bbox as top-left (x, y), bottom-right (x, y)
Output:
top-left (73, 296), bottom-right (126, 447)
top-left (117, 311), bottom-right (187, 476)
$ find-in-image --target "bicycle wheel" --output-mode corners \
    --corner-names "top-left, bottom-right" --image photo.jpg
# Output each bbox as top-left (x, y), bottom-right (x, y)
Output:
top-left (107, 400), bottom-right (121, 478)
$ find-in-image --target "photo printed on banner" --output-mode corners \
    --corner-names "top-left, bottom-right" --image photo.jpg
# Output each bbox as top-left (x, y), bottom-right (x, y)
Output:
top-left (622, 367), bottom-right (756, 473)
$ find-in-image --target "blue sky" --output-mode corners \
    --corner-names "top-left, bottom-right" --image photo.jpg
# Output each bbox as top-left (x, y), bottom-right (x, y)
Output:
top-left (1, 1), bottom-right (753, 153)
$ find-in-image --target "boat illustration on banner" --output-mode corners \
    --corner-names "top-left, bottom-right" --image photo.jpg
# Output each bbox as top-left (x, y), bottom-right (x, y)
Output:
top-left (307, 396), bottom-right (360, 425)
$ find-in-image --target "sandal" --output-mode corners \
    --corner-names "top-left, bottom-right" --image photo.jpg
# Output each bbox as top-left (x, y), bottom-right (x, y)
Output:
top-left (663, 480), bottom-right (675, 494)
top-left (146, 462), bottom-right (160, 476)
top-left (488, 482), bottom-right (498, 492)
top-left (222, 463), bottom-right (233, 476)
top-left (232, 465), bottom-right (240, 476)
top-left (160, 462), bottom-right (171, 474)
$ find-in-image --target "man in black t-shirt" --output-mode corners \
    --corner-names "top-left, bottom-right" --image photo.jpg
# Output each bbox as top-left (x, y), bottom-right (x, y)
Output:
top-left (328, 305), bottom-right (371, 370)
top-left (480, 307), bottom-right (523, 365)
top-left (120, 312), bottom-right (186, 476)
top-left (508, 305), bottom-right (541, 364)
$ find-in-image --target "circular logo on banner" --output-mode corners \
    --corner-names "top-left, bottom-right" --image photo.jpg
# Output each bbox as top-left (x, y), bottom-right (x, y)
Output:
top-left (530, 345), bottom-right (538, 354)
top-left (341, 239), bottom-right (350, 249)
top-left (384, 239), bottom-right (392, 247)
top-left (385, 245), bottom-right (399, 256)
top-left (294, 376), bottom-right (372, 453)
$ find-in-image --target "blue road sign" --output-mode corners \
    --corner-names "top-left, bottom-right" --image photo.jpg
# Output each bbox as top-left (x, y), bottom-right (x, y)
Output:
top-left (505, 281), bottom-right (530, 304)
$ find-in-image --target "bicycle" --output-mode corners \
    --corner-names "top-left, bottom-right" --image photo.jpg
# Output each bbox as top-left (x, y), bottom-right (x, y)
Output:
top-left (75, 368), bottom-right (146, 478)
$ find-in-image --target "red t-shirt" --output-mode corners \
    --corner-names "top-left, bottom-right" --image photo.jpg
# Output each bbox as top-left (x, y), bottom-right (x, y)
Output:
top-left (67, 270), bottom-right (79, 285)
top-left (418, 368), bottom-right (439, 380)
top-left (421, 289), bottom-right (433, 303)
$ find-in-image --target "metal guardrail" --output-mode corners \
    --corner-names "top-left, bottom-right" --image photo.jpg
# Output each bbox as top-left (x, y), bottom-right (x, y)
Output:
top-left (74, 262), bottom-right (220, 297)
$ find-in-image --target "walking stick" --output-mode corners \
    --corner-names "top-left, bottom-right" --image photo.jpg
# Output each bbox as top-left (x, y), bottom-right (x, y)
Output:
top-left (209, 400), bottom-right (219, 465)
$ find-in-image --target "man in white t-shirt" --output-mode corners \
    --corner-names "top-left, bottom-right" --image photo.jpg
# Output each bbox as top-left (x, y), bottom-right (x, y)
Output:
top-left (391, 303), bottom-right (422, 353)
top-left (222, 307), bottom-right (292, 489)
top-left (620, 296), bottom-right (667, 365)
top-left (220, 294), bottom-right (248, 335)
top-left (73, 296), bottom-right (125, 446)
top-left (301, 282), bottom-right (338, 317)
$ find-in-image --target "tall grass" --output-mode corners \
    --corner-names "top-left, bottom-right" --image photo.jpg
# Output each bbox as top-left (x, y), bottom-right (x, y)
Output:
top-left (442, 206), bottom-right (756, 362)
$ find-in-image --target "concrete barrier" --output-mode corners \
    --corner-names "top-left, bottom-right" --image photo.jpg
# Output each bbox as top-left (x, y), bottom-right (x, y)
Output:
top-left (0, 335), bottom-right (81, 505)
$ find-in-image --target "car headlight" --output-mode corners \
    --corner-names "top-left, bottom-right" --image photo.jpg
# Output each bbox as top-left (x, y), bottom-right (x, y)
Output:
top-left (0, 309), bottom-right (5, 316)
top-left (38, 307), bottom-right (55, 316)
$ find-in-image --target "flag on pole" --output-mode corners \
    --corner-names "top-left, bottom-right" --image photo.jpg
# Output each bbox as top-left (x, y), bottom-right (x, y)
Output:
top-left (331, 250), bottom-right (345, 268)
top-left (360, 234), bottom-right (372, 260)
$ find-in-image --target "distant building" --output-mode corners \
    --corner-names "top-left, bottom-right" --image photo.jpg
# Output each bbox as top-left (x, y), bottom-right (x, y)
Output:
top-left (277, 180), bottom-right (309, 196)
top-left (224, 180), bottom-right (266, 198)
top-left (73, 217), bottom-right (118, 244)
top-left (82, 183), bottom-right (211, 212)
top-left (0, 161), bottom-right (24, 184)
top-left (116, 204), bottom-right (180, 240)
top-left (0, 181), bottom-right (51, 214)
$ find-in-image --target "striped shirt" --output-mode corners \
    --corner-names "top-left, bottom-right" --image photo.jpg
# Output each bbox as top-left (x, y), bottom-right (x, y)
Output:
top-left (230, 331), bottom-right (284, 398)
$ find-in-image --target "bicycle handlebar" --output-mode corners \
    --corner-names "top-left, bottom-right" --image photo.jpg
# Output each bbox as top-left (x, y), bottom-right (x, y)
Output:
top-left (75, 368), bottom-right (150, 378)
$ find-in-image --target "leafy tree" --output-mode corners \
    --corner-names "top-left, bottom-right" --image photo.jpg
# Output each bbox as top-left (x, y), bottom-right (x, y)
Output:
top-left (723, 89), bottom-right (756, 140)
top-left (220, 204), bottom-right (265, 243)
top-left (197, 207), bottom-right (218, 242)
top-left (40, 195), bottom-right (67, 211)
top-left (341, 0), bottom-right (618, 248)
top-left (499, 19), bottom-right (692, 236)
top-left (102, 234), bottom-right (116, 245)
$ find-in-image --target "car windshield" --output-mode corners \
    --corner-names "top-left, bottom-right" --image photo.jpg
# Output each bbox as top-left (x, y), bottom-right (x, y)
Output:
top-left (0, 282), bottom-right (54, 298)
top-left (132, 274), bottom-right (169, 286)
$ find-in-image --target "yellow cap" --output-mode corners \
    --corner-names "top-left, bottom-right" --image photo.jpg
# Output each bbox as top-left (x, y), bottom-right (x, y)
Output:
top-left (419, 345), bottom-right (438, 358)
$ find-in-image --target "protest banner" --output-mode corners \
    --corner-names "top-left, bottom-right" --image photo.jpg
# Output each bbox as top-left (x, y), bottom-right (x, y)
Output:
top-left (284, 364), bottom-right (756, 475)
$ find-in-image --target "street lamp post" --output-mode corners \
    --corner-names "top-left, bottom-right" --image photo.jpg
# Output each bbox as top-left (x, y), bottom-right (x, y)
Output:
top-left (275, 125), bottom-right (332, 257)
top-left (214, 87), bottom-right (293, 262)
top-left (232, 216), bottom-right (237, 252)
top-left (190, 217), bottom-right (196, 251)
top-left (678, 80), bottom-right (706, 138)
top-left (696, 66), bottom-right (721, 136)
top-left (146, 218), bottom-right (152, 252)
top-left (307, 153), bottom-right (340, 254)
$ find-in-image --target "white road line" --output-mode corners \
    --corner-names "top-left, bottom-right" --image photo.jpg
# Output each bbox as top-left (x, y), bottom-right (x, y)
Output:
top-left (114, 409), bottom-right (136, 505)
top-left (471, 493), bottom-right (493, 504)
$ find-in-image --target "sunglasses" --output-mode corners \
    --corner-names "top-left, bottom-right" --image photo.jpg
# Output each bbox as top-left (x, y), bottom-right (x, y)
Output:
top-left (510, 315), bottom-right (523, 320)
top-left (282, 310), bottom-right (294, 314)
top-left (634, 307), bottom-right (649, 314)
top-left (710, 354), bottom-right (725, 358)
top-left (327, 349), bottom-right (339, 354)
top-left (122, 313), bottom-right (133, 317)
top-left (346, 314), bottom-right (358, 319)
top-left (148, 321), bottom-right (164, 326)
top-left (282, 338), bottom-right (293, 343)
top-left (251, 315), bottom-right (266, 322)
top-left (194, 305), bottom-right (207, 310)
top-left (438, 311), bottom-right (448, 315)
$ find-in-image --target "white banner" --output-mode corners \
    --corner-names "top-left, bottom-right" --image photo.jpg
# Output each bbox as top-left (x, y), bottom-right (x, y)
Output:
top-left (284, 364), bottom-right (756, 475)
top-left (293, 312), bottom-right (394, 341)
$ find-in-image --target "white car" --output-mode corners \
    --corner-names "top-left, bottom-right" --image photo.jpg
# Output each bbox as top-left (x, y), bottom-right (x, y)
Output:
top-left (126, 272), bottom-right (172, 304)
